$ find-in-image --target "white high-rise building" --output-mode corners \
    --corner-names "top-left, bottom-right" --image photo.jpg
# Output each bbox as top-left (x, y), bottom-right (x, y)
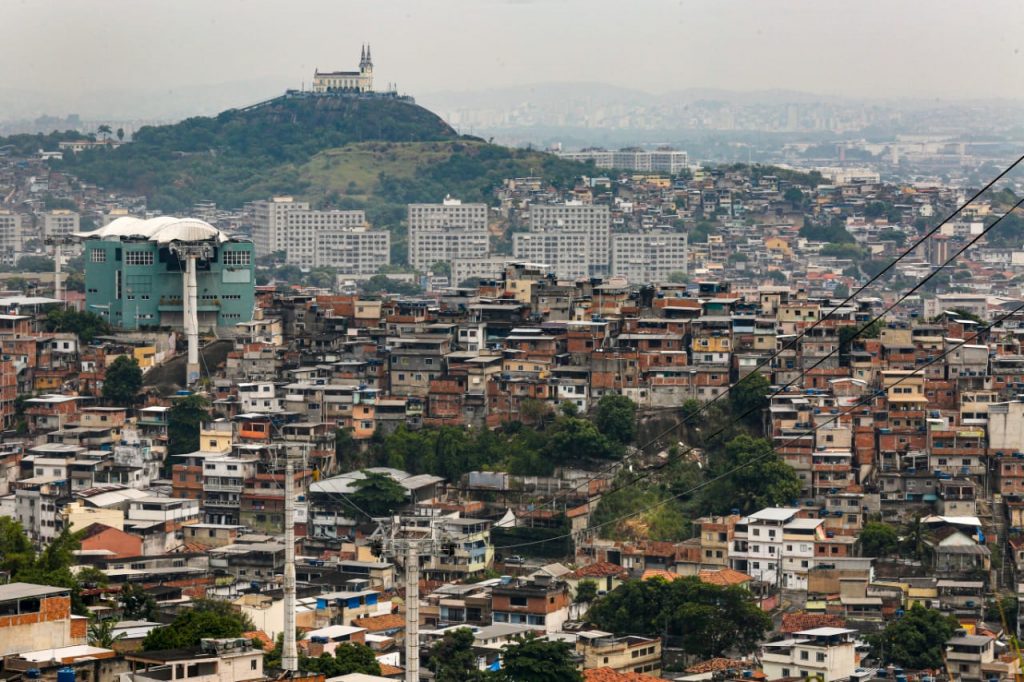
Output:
top-left (251, 197), bottom-right (390, 274)
top-left (0, 211), bottom-right (23, 264)
top-left (407, 197), bottom-right (489, 271)
top-left (557, 148), bottom-right (688, 174)
top-left (611, 232), bottom-right (688, 283)
top-left (512, 202), bottom-right (610, 279)
top-left (41, 210), bottom-right (79, 239)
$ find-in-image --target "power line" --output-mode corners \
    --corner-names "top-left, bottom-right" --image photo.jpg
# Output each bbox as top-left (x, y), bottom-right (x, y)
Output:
top-left (493, 296), bottom-right (1024, 550)
top-left (509, 196), bottom-right (1024, 531)
top-left (523, 169), bottom-right (1024, 513)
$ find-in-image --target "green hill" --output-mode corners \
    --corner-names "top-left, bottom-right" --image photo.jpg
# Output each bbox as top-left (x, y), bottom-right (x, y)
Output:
top-left (55, 94), bottom-right (593, 264)
top-left (58, 94), bottom-right (461, 212)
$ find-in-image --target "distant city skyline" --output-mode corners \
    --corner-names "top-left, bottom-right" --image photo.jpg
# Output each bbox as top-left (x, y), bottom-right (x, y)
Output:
top-left (1, 0), bottom-right (1022, 122)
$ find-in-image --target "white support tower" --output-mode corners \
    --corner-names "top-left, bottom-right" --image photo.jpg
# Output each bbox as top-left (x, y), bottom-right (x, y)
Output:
top-left (183, 254), bottom-right (200, 385)
top-left (373, 518), bottom-right (456, 682)
top-left (169, 241), bottom-right (213, 388)
top-left (405, 539), bottom-right (420, 682)
top-left (44, 236), bottom-right (75, 303)
top-left (282, 458), bottom-right (298, 671)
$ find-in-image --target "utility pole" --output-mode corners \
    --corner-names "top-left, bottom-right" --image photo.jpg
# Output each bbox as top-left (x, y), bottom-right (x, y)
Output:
top-left (282, 458), bottom-right (298, 671)
top-left (373, 517), bottom-right (456, 682)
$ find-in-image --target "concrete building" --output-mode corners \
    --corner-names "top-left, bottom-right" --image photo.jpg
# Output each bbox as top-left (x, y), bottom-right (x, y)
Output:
top-left (558, 148), bottom-right (688, 174)
top-left (575, 632), bottom-right (661, 677)
top-left (611, 231), bottom-right (688, 283)
top-left (730, 507), bottom-right (819, 588)
top-left (761, 627), bottom-right (858, 681)
top-left (513, 202), bottom-right (611, 279)
top-left (42, 209), bottom-right (80, 239)
top-left (312, 45), bottom-right (374, 93)
top-left (0, 210), bottom-right (23, 264)
top-left (407, 197), bottom-right (489, 271)
top-left (0, 583), bottom-right (87, 657)
top-left (79, 217), bottom-right (255, 333)
top-left (251, 197), bottom-right (389, 273)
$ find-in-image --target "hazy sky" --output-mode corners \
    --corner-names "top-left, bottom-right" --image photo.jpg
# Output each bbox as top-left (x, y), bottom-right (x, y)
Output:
top-left (2, 0), bottom-right (1023, 101)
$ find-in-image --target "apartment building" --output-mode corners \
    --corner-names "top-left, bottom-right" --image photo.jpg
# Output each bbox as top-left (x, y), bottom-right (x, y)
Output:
top-left (41, 209), bottom-right (79, 239)
top-left (0, 210), bottom-right (23, 264)
top-left (491, 575), bottom-right (571, 634)
top-left (761, 627), bottom-right (857, 682)
top-left (576, 631), bottom-right (662, 677)
top-left (407, 197), bottom-right (489, 271)
top-left (558, 148), bottom-right (688, 174)
top-left (513, 202), bottom-right (611, 279)
top-left (251, 196), bottom-right (389, 273)
top-left (0, 583), bottom-right (86, 657)
top-left (611, 231), bottom-right (688, 283)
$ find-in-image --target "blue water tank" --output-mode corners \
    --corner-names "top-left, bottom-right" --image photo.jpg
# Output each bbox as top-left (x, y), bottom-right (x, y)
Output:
top-left (25, 670), bottom-right (41, 680)
top-left (57, 668), bottom-right (75, 682)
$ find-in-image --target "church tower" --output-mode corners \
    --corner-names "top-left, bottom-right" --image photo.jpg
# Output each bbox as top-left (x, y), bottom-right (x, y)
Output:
top-left (359, 43), bottom-right (374, 92)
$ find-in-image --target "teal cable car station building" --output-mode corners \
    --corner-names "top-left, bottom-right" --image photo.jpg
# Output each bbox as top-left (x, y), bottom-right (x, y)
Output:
top-left (78, 217), bottom-right (255, 333)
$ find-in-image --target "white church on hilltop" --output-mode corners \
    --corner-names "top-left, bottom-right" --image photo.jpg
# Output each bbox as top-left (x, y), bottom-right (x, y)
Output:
top-left (312, 45), bottom-right (374, 93)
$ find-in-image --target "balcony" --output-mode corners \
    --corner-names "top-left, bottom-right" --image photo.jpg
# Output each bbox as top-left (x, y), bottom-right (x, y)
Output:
top-left (203, 497), bottom-right (240, 508)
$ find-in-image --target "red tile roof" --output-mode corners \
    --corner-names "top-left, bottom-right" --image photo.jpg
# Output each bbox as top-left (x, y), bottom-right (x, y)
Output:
top-left (780, 612), bottom-right (847, 633)
top-left (584, 668), bottom-right (663, 682)
top-left (640, 569), bottom-right (682, 582)
top-left (243, 630), bottom-right (272, 650)
top-left (698, 568), bottom-right (752, 587)
top-left (685, 658), bottom-right (748, 674)
top-left (353, 613), bottom-right (405, 632)
top-left (570, 561), bottom-right (628, 579)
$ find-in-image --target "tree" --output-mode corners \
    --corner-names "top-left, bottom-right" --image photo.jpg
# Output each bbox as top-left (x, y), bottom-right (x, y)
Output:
top-left (97, 124), bottom-right (113, 140)
top-left (494, 634), bottom-right (582, 682)
top-left (587, 577), bottom-right (770, 660)
top-left (867, 604), bottom-right (958, 669)
top-left (303, 643), bottom-right (381, 677)
top-left (700, 435), bottom-right (802, 515)
top-left (120, 583), bottom-right (157, 620)
top-left (667, 270), bottom-right (688, 283)
top-left (116, 128), bottom-right (125, 142)
top-left (426, 627), bottom-right (487, 682)
top-left (430, 260), bottom-right (452, 278)
top-left (542, 415), bottom-right (620, 467)
top-left (102, 355), bottom-right (143, 407)
top-left (858, 521), bottom-right (899, 557)
top-left (595, 394), bottom-right (637, 444)
top-left (142, 600), bottom-right (254, 651)
top-left (0, 520), bottom-right (105, 616)
top-left (89, 617), bottom-right (126, 648)
top-left (348, 471), bottom-right (407, 518)
top-left (783, 187), bottom-right (804, 205)
top-left (43, 307), bottom-right (111, 343)
top-left (574, 580), bottom-right (598, 604)
top-left (167, 394), bottom-right (210, 457)
top-left (729, 372), bottom-right (770, 427)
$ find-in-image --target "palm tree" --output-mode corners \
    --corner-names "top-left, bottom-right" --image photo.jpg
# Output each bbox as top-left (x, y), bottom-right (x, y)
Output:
top-left (88, 617), bottom-right (126, 648)
top-left (116, 128), bottom-right (125, 142)
top-left (97, 124), bottom-right (112, 141)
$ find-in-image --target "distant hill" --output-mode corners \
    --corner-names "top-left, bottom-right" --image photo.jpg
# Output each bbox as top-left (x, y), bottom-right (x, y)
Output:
top-left (57, 94), bottom-right (461, 212)
top-left (52, 93), bottom-right (592, 263)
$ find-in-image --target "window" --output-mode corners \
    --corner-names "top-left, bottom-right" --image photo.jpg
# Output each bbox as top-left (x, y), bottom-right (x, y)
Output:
top-left (90, 249), bottom-right (106, 262)
top-left (223, 251), bottom-right (251, 266)
top-left (800, 651), bottom-right (809, 661)
top-left (125, 250), bottom-right (154, 266)
top-left (251, 660), bottom-right (258, 671)
top-left (817, 653), bottom-right (826, 663)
